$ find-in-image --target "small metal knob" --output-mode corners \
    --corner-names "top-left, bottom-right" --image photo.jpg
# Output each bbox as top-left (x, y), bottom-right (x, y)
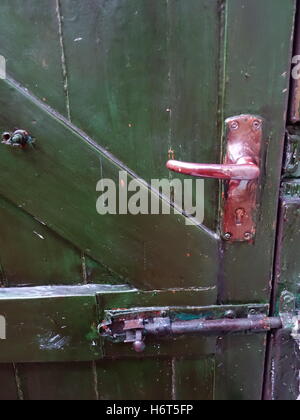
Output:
top-left (133, 340), bottom-right (146, 353)
top-left (2, 129), bottom-right (34, 148)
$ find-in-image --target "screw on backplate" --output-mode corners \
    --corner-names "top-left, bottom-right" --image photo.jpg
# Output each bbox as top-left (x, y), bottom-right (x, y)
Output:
top-left (252, 120), bottom-right (261, 130)
top-left (280, 291), bottom-right (296, 315)
top-left (230, 121), bottom-right (239, 130)
top-left (2, 129), bottom-right (34, 148)
top-left (248, 309), bottom-right (257, 316)
top-left (225, 310), bottom-right (236, 319)
top-left (282, 291), bottom-right (295, 304)
top-left (224, 232), bottom-right (232, 241)
top-left (244, 232), bottom-right (253, 241)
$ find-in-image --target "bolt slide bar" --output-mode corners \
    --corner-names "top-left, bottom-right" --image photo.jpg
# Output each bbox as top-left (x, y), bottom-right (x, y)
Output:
top-left (144, 317), bottom-right (282, 336)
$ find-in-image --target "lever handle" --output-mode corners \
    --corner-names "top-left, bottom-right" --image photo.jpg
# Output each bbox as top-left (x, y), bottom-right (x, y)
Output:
top-left (166, 160), bottom-right (259, 180)
top-left (165, 115), bottom-right (263, 242)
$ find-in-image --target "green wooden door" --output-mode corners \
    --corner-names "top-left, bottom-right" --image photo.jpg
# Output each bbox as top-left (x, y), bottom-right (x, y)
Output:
top-left (0, 0), bottom-right (296, 400)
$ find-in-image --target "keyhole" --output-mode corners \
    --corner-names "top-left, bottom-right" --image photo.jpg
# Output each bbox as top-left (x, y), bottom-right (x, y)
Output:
top-left (235, 208), bottom-right (246, 226)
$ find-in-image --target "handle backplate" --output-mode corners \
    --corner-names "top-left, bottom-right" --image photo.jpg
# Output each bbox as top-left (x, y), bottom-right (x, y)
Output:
top-left (222, 115), bottom-right (262, 242)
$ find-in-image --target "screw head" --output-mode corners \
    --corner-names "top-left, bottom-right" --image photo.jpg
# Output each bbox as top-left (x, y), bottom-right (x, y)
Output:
top-left (230, 121), bottom-right (239, 130)
top-left (244, 232), bottom-right (253, 241)
top-left (281, 291), bottom-right (295, 304)
top-left (252, 120), bottom-right (261, 130)
top-left (248, 309), bottom-right (257, 316)
top-left (224, 232), bottom-right (232, 241)
top-left (225, 310), bottom-right (236, 319)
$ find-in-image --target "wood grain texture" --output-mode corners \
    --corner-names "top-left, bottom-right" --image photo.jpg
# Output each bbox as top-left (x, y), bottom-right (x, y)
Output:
top-left (0, 365), bottom-right (19, 400)
top-left (264, 197), bottom-right (300, 400)
top-left (17, 362), bottom-right (98, 400)
top-left (0, 195), bottom-right (122, 286)
top-left (215, 334), bottom-right (267, 400)
top-left (0, 77), bottom-right (219, 291)
top-left (221, 0), bottom-right (296, 303)
top-left (0, 294), bottom-right (101, 363)
top-left (174, 358), bottom-right (215, 400)
top-left (59, 0), bottom-right (221, 230)
top-left (0, 0), bottom-right (67, 116)
top-left (0, 0), bottom-right (296, 401)
top-left (0, 195), bottom-right (83, 287)
top-left (97, 359), bottom-right (172, 400)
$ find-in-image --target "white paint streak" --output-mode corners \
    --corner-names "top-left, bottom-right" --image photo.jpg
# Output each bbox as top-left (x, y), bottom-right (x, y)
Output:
top-left (33, 231), bottom-right (45, 240)
top-left (171, 357), bottom-right (176, 400)
top-left (56, 0), bottom-right (71, 121)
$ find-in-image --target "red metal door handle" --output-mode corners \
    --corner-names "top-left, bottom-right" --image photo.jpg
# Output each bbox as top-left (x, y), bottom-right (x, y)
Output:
top-left (166, 161), bottom-right (259, 180)
top-left (166, 115), bottom-right (263, 242)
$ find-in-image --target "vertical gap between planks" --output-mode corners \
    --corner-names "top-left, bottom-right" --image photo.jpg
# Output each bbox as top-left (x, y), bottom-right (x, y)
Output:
top-left (13, 364), bottom-right (24, 401)
top-left (171, 358), bottom-right (176, 400)
top-left (166, 0), bottom-right (174, 187)
top-left (56, 0), bottom-right (71, 121)
top-left (0, 259), bottom-right (7, 287)
top-left (217, 0), bottom-right (228, 205)
top-left (92, 361), bottom-right (100, 400)
top-left (262, 0), bottom-right (298, 400)
top-left (212, 353), bottom-right (216, 401)
top-left (218, 0), bottom-right (228, 137)
top-left (81, 252), bottom-right (88, 284)
top-left (216, 0), bottom-right (228, 305)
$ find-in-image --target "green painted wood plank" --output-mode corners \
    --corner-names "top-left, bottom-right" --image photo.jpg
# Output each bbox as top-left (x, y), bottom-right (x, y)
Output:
top-left (0, 0), bottom-right (67, 116)
top-left (275, 198), bottom-right (300, 301)
top-left (17, 362), bottom-right (98, 400)
top-left (0, 196), bottom-right (122, 286)
top-left (0, 288), bottom-right (103, 363)
top-left (0, 286), bottom-right (218, 362)
top-left (98, 287), bottom-right (217, 309)
top-left (0, 0), bottom-right (220, 401)
top-left (97, 359), bottom-right (172, 400)
top-left (0, 194), bottom-right (122, 397)
top-left (174, 358), bottom-right (215, 400)
top-left (1, 286), bottom-right (266, 363)
top-left (59, 0), bottom-right (221, 230)
top-left (0, 194), bottom-right (126, 397)
top-left (0, 196), bottom-right (83, 286)
top-left (215, 334), bottom-right (267, 400)
top-left (85, 255), bottom-right (123, 286)
top-left (221, 0), bottom-right (296, 303)
top-left (265, 329), bottom-right (300, 401)
top-left (264, 198), bottom-right (300, 400)
top-left (0, 364), bottom-right (18, 400)
top-left (0, 77), bottom-right (219, 291)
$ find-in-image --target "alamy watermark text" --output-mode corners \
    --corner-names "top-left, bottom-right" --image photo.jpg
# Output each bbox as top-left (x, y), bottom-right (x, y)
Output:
top-left (96, 171), bottom-right (205, 225)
